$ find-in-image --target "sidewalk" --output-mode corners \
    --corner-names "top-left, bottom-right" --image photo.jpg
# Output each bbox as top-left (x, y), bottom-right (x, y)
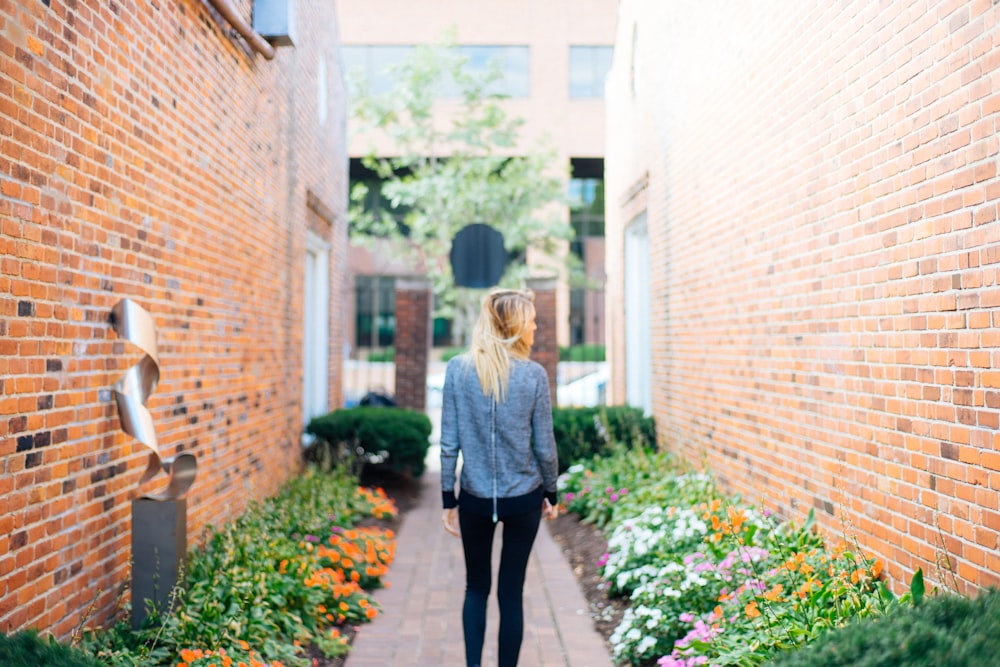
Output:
top-left (347, 452), bottom-right (615, 667)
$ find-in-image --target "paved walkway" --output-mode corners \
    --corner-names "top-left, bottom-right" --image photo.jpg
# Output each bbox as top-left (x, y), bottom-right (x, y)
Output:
top-left (347, 461), bottom-right (615, 666)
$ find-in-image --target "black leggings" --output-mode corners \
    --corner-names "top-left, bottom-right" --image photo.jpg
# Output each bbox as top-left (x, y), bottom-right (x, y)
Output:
top-left (459, 507), bottom-right (542, 667)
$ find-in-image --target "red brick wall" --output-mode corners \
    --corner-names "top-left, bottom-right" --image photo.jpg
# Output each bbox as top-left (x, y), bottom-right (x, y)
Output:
top-left (528, 277), bottom-right (559, 404)
top-left (0, 0), bottom-right (348, 637)
top-left (394, 278), bottom-right (430, 410)
top-left (607, 0), bottom-right (1000, 595)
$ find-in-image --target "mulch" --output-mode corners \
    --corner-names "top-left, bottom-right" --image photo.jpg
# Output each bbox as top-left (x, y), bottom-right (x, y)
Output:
top-left (309, 469), bottom-right (624, 666)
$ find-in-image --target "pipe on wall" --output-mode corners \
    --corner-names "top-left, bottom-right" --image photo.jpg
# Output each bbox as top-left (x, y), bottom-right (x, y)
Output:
top-left (207, 0), bottom-right (276, 60)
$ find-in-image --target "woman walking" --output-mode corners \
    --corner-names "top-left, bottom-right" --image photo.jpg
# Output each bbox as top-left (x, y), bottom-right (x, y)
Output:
top-left (440, 288), bottom-right (560, 667)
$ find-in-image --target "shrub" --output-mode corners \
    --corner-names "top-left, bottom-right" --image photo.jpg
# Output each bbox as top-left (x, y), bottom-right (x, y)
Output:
top-left (552, 405), bottom-right (655, 471)
top-left (0, 630), bottom-right (103, 667)
top-left (766, 585), bottom-right (1000, 667)
top-left (306, 407), bottom-right (432, 477)
top-left (439, 346), bottom-right (465, 362)
top-left (558, 343), bottom-right (606, 361)
top-left (366, 347), bottom-right (394, 362)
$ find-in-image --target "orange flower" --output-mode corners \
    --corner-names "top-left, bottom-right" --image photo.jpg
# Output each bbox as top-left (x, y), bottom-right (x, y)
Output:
top-left (365, 607), bottom-right (378, 619)
top-left (763, 584), bottom-right (784, 601)
top-left (744, 600), bottom-right (761, 618)
top-left (727, 506), bottom-right (746, 532)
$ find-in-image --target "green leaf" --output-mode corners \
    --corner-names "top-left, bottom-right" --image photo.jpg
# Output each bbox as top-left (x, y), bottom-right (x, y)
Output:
top-left (909, 567), bottom-right (925, 606)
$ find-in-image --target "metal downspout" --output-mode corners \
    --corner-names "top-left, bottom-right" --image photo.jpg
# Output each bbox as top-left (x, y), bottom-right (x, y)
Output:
top-left (207, 0), bottom-right (276, 60)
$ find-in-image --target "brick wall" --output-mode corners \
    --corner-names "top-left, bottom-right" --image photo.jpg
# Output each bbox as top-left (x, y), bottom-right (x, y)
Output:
top-left (394, 278), bottom-right (430, 410)
top-left (0, 0), bottom-right (348, 636)
top-left (527, 277), bottom-right (559, 405)
top-left (607, 0), bottom-right (1000, 595)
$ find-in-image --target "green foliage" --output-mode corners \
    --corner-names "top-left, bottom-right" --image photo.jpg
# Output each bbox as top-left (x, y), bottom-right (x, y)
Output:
top-left (439, 346), bottom-right (465, 362)
top-left (0, 630), bottom-right (103, 667)
top-left (347, 35), bottom-right (573, 332)
top-left (559, 447), bottom-right (901, 666)
top-left (767, 585), bottom-right (1000, 667)
top-left (77, 465), bottom-right (396, 667)
top-left (558, 444), bottom-right (713, 529)
top-left (306, 407), bottom-right (433, 478)
top-left (559, 343), bottom-right (606, 361)
top-left (551, 405), bottom-right (655, 471)
top-left (366, 347), bottom-right (395, 362)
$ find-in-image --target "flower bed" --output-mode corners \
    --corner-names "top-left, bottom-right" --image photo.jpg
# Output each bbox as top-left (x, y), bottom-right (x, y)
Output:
top-left (558, 446), bottom-right (918, 666)
top-left (76, 465), bottom-right (397, 667)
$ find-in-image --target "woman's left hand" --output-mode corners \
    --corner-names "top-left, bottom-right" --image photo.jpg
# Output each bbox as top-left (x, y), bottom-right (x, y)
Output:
top-left (542, 499), bottom-right (559, 521)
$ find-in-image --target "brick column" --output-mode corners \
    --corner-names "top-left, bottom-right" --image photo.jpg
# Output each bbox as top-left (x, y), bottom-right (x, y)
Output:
top-left (527, 276), bottom-right (558, 406)
top-left (394, 277), bottom-right (432, 411)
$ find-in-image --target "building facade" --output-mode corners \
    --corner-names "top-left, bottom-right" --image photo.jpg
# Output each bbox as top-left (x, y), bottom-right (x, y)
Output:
top-left (0, 0), bottom-right (348, 636)
top-left (337, 0), bottom-right (616, 367)
top-left (606, 0), bottom-right (1000, 594)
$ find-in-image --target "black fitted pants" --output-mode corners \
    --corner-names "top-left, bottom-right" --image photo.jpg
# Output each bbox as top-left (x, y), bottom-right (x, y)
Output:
top-left (458, 507), bottom-right (542, 667)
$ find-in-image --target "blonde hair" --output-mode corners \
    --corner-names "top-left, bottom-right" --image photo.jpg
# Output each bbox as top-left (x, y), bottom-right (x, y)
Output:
top-left (470, 288), bottom-right (536, 402)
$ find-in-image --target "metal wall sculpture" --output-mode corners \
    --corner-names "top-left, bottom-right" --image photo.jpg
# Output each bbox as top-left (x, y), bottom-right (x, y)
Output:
top-left (110, 298), bottom-right (197, 499)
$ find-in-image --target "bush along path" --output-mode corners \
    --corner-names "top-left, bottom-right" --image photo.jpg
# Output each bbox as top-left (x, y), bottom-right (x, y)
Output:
top-left (556, 445), bottom-right (961, 667)
top-left (72, 465), bottom-right (400, 667)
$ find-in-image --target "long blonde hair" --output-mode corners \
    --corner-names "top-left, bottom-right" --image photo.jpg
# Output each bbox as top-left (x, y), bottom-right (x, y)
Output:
top-left (470, 288), bottom-right (536, 402)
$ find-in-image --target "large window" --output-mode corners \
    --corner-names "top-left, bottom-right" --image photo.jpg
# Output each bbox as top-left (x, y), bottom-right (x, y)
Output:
top-left (341, 45), bottom-right (413, 95)
top-left (569, 46), bottom-right (613, 98)
top-left (355, 276), bottom-right (396, 349)
top-left (349, 158), bottom-right (411, 236)
top-left (568, 158), bottom-right (605, 346)
top-left (342, 45), bottom-right (529, 97)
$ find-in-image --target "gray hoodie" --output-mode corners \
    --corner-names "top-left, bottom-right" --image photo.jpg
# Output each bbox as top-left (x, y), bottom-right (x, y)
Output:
top-left (440, 354), bottom-right (559, 520)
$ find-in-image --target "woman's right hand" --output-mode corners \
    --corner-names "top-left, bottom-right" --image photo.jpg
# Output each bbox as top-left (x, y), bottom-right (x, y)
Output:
top-left (442, 508), bottom-right (460, 536)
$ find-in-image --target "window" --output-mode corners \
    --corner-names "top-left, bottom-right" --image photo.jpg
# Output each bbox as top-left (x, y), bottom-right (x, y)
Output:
top-left (349, 158), bottom-right (411, 236)
top-left (341, 45), bottom-right (414, 95)
top-left (455, 46), bottom-right (529, 97)
top-left (569, 46), bottom-right (613, 98)
top-left (624, 214), bottom-right (652, 414)
top-left (341, 45), bottom-right (529, 98)
top-left (568, 159), bottom-right (605, 345)
top-left (355, 276), bottom-right (396, 349)
top-left (303, 232), bottom-right (330, 430)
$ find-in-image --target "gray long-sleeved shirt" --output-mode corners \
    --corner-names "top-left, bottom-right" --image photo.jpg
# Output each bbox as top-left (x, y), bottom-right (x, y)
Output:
top-left (440, 354), bottom-right (559, 519)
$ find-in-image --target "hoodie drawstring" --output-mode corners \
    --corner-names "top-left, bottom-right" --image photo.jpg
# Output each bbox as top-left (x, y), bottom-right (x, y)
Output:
top-left (491, 397), bottom-right (498, 523)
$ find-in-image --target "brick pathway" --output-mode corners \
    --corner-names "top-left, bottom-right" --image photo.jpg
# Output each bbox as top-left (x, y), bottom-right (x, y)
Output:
top-left (347, 465), bottom-right (615, 667)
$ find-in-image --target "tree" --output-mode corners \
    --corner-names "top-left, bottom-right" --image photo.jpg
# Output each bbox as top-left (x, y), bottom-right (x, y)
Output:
top-left (347, 38), bottom-right (575, 344)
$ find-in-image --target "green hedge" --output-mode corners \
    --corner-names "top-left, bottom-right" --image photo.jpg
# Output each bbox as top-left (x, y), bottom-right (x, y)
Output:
top-left (768, 587), bottom-right (1000, 667)
top-left (366, 347), bottom-right (394, 362)
top-left (552, 405), bottom-right (654, 471)
top-left (306, 407), bottom-right (432, 477)
top-left (558, 343), bottom-right (605, 362)
top-left (0, 630), bottom-right (102, 667)
top-left (439, 346), bottom-right (465, 362)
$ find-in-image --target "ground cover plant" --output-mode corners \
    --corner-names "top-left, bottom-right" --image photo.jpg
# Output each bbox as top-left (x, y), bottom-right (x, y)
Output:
top-left (766, 584), bottom-right (1000, 667)
top-left (558, 446), bottom-right (918, 666)
top-left (75, 465), bottom-right (397, 667)
top-left (0, 629), bottom-right (103, 667)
